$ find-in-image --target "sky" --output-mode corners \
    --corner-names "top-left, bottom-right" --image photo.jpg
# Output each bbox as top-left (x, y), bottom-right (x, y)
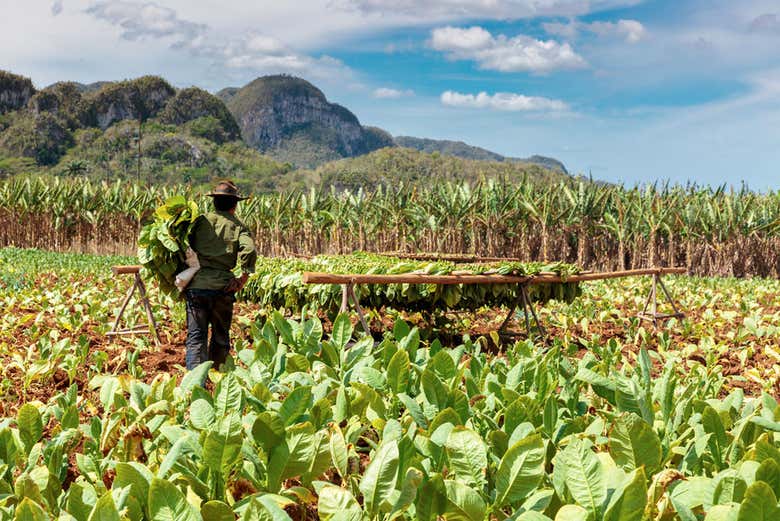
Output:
top-left (1, 0), bottom-right (779, 187)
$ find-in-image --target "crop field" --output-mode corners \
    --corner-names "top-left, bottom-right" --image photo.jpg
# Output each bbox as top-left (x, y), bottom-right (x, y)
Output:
top-left (3, 246), bottom-right (780, 520)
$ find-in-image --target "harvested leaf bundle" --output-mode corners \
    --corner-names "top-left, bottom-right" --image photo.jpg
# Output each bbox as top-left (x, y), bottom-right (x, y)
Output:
top-left (241, 252), bottom-right (581, 312)
top-left (137, 195), bottom-right (200, 296)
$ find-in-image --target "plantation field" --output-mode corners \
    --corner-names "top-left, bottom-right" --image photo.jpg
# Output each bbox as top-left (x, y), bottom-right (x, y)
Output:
top-left (3, 247), bottom-right (780, 519)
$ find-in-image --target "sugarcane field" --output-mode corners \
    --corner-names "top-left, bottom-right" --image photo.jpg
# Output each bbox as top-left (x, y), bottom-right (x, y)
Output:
top-left (2, 1), bottom-right (780, 517)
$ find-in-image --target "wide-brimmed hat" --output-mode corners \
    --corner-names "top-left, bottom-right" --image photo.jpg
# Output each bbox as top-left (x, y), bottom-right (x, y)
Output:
top-left (207, 180), bottom-right (249, 200)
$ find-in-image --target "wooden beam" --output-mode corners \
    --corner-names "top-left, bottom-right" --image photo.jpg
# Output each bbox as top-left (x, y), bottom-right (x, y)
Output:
top-left (112, 265), bottom-right (142, 275)
top-left (302, 267), bottom-right (687, 286)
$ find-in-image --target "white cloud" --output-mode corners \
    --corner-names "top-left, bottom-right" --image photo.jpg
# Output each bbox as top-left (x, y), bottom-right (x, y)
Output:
top-left (51, 0), bottom-right (63, 16)
top-left (84, 1), bottom-right (353, 81)
top-left (373, 87), bottom-right (414, 98)
top-left (543, 19), bottom-right (647, 43)
top-left (441, 90), bottom-right (569, 111)
top-left (86, 1), bottom-right (206, 44)
top-left (336, 0), bottom-right (644, 20)
top-left (430, 26), bottom-right (586, 73)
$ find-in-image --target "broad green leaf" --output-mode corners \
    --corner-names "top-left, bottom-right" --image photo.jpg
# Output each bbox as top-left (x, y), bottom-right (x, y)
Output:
top-left (705, 504), bottom-right (740, 521)
top-left (559, 438), bottom-right (606, 518)
top-left (317, 485), bottom-right (362, 521)
top-left (608, 413), bottom-right (662, 474)
top-left (603, 468), bottom-right (647, 521)
top-left (445, 427), bottom-right (487, 487)
top-left (114, 463), bottom-right (152, 513)
top-left (13, 498), bottom-right (48, 521)
top-left (422, 369), bottom-right (449, 412)
top-left (180, 362), bottom-right (212, 392)
top-left (203, 414), bottom-right (243, 477)
top-left (755, 458), bottom-right (780, 499)
top-left (737, 481), bottom-right (779, 521)
top-left (213, 373), bottom-right (242, 419)
top-left (331, 313), bottom-right (353, 350)
top-left (388, 468), bottom-right (423, 520)
top-left (252, 412), bottom-right (285, 452)
top-left (189, 399), bottom-right (215, 430)
top-left (443, 479), bottom-right (487, 521)
top-left (494, 434), bottom-right (545, 508)
top-left (713, 470), bottom-right (747, 505)
top-left (87, 492), bottom-right (120, 521)
top-left (554, 504), bottom-right (590, 521)
top-left (329, 426), bottom-right (349, 479)
top-left (278, 386), bottom-right (313, 426)
top-left (17, 404), bottom-right (43, 451)
top-left (200, 501), bottom-right (234, 521)
top-left (387, 349), bottom-right (410, 395)
top-left (148, 478), bottom-right (202, 521)
top-left (359, 440), bottom-right (399, 517)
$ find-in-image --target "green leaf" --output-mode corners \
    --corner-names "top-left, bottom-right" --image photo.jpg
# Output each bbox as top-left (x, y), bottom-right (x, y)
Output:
top-left (317, 485), bottom-right (363, 521)
top-left (13, 498), bottom-right (48, 521)
top-left (189, 399), bottom-right (215, 431)
top-left (388, 468), bottom-right (423, 520)
top-left (203, 414), bottom-right (243, 477)
top-left (213, 373), bottom-right (242, 419)
top-left (494, 434), bottom-right (545, 508)
top-left (558, 438), bottom-right (606, 518)
top-left (359, 440), bottom-right (400, 517)
top-left (114, 462), bottom-right (152, 514)
top-left (738, 481), bottom-right (779, 521)
top-left (148, 478), bottom-right (202, 521)
top-left (603, 468), bottom-right (647, 521)
top-left (442, 479), bottom-right (487, 521)
top-left (200, 501), bottom-right (234, 521)
top-left (278, 386), bottom-right (313, 426)
top-left (329, 426), bottom-right (349, 479)
top-left (387, 349), bottom-right (410, 395)
top-left (180, 362), bottom-right (212, 392)
top-left (756, 459), bottom-right (780, 499)
top-left (445, 427), bottom-right (487, 487)
top-left (713, 470), bottom-right (748, 505)
top-left (17, 404), bottom-right (43, 451)
top-left (252, 412), bottom-right (285, 452)
top-left (87, 492), bottom-right (120, 521)
top-left (331, 313), bottom-right (353, 350)
top-left (421, 369), bottom-right (449, 412)
top-left (608, 413), bottom-right (662, 474)
top-left (554, 505), bottom-right (590, 521)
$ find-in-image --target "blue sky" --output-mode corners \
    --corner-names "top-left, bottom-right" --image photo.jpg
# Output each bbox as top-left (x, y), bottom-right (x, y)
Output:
top-left (1, 0), bottom-right (778, 187)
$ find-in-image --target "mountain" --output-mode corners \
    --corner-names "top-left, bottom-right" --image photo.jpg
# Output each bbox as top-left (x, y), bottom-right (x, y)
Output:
top-left (0, 69), bottom-right (571, 190)
top-left (314, 147), bottom-right (569, 191)
top-left (223, 75), bottom-right (394, 168)
top-left (395, 136), bottom-right (568, 174)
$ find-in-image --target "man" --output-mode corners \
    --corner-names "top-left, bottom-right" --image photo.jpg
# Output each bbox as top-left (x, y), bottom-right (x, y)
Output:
top-left (184, 180), bottom-right (257, 371)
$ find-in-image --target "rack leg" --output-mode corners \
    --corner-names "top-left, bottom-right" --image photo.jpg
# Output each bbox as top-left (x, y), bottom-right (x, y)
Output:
top-left (658, 276), bottom-right (684, 316)
top-left (521, 285), bottom-right (546, 341)
top-left (340, 284), bottom-right (349, 313)
top-left (111, 282), bottom-right (136, 334)
top-left (136, 273), bottom-right (161, 346)
top-left (346, 284), bottom-right (371, 334)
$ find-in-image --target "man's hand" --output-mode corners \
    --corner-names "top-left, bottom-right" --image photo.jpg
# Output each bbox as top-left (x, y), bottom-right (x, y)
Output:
top-left (224, 272), bottom-right (249, 293)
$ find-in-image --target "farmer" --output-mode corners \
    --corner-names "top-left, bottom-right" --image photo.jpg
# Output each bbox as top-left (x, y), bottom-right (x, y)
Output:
top-left (184, 180), bottom-right (256, 371)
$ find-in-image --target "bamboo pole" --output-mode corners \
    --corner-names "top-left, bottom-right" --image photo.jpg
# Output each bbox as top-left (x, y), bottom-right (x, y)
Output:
top-left (302, 267), bottom-right (687, 286)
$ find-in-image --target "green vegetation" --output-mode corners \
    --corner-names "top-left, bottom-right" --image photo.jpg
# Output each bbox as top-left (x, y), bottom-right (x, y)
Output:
top-left (313, 147), bottom-right (569, 189)
top-left (1, 177), bottom-right (779, 278)
top-left (3, 247), bottom-right (780, 519)
top-left (242, 252), bottom-right (581, 312)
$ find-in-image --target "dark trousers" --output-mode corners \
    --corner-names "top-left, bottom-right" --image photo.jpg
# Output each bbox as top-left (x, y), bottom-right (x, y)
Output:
top-left (184, 289), bottom-right (235, 371)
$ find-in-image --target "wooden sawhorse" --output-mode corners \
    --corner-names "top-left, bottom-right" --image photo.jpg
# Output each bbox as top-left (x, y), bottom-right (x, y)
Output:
top-left (107, 265), bottom-right (161, 345)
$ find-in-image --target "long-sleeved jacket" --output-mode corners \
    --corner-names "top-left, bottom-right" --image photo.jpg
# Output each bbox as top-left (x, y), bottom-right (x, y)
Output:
top-left (188, 210), bottom-right (256, 290)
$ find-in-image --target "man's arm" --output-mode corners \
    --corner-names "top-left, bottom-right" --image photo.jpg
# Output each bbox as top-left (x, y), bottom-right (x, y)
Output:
top-left (232, 227), bottom-right (257, 291)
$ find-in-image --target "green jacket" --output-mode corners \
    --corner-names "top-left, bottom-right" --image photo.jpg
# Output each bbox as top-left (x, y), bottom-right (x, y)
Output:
top-left (188, 211), bottom-right (257, 291)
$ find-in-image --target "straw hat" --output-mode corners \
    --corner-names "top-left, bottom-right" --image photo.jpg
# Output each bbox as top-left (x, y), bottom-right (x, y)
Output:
top-left (206, 180), bottom-right (249, 200)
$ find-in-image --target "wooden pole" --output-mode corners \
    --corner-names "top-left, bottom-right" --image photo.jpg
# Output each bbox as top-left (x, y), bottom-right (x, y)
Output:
top-left (302, 267), bottom-right (687, 286)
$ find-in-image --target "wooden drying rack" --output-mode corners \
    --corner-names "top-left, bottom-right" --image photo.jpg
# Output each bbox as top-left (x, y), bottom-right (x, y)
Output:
top-left (302, 266), bottom-right (688, 338)
top-left (107, 265), bottom-right (161, 345)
